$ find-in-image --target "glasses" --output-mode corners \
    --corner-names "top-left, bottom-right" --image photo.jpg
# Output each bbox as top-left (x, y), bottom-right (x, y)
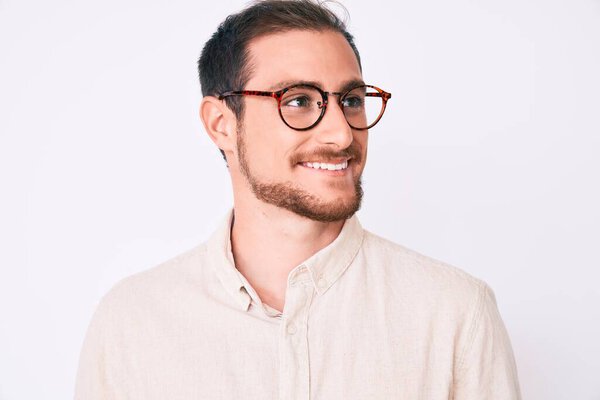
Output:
top-left (218, 83), bottom-right (392, 131)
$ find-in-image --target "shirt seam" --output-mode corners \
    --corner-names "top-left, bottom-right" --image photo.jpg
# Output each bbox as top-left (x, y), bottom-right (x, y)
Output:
top-left (454, 280), bottom-right (488, 383)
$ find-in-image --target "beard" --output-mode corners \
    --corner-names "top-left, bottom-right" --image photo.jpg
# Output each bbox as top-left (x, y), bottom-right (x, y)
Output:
top-left (236, 126), bottom-right (364, 223)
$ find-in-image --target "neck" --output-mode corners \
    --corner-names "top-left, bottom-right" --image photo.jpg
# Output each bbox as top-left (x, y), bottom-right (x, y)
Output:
top-left (230, 197), bottom-right (346, 309)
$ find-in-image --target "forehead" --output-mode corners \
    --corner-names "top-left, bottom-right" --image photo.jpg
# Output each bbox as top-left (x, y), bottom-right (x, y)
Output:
top-left (245, 29), bottom-right (362, 91)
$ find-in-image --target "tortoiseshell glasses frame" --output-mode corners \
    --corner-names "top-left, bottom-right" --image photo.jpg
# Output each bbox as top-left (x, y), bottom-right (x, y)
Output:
top-left (217, 84), bottom-right (392, 131)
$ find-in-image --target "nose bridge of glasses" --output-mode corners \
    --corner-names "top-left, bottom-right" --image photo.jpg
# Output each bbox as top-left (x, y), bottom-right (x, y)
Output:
top-left (318, 91), bottom-right (344, 109)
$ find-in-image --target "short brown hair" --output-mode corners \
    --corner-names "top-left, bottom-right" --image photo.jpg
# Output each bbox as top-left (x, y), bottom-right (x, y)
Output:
top-left (197, 0), bottom-right (362, 161)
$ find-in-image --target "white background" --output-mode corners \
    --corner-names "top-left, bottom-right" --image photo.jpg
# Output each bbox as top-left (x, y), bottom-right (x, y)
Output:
top-left (1, 0), bottom-right (599, 398)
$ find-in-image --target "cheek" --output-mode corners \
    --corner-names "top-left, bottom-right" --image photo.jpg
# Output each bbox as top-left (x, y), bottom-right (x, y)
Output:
top-left (354, 131), bottom-right (368, 153)
top-left (240, 108), bottom-right (299, 172)
top-left (353, 132), bottom-right (368, 172)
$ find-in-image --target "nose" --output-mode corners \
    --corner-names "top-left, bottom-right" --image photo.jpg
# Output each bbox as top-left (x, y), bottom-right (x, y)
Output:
top-left (314, 96), bottom-right (353, 149)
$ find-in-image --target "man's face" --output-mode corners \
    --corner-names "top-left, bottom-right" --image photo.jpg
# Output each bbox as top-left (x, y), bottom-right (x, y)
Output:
top-left (234, 29), bottom-right (367, 222)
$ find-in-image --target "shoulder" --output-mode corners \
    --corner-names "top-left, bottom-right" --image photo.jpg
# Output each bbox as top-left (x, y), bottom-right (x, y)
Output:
top-left (359, 229), bottom-right (490, 309)
top-left (91, 242), bottom-right (210, 324)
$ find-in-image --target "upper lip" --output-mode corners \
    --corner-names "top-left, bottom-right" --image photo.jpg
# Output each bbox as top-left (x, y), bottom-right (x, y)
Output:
top-left (300, 158), bottom-right (352, 164)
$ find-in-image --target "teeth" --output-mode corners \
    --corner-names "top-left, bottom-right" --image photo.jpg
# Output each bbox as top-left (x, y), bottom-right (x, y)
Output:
top-left (302, 160), bottom-right (348, 170)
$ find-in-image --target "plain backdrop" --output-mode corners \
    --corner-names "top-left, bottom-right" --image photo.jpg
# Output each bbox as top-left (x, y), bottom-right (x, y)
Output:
top-left (1, 0), bottom-right (599, 399)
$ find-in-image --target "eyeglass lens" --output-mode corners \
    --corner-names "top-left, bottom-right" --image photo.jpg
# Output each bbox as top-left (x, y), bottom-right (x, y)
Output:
top-left (279, 85), bottom-right (385, 130)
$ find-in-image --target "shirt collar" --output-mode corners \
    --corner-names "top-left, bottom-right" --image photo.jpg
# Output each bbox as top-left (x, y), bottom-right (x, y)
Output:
top-left (206, 208), bottom-right (365, 312)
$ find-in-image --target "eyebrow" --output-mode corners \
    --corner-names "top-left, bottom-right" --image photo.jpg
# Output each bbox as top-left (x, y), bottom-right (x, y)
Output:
top-left (267, 78), bottom-right (366, 93)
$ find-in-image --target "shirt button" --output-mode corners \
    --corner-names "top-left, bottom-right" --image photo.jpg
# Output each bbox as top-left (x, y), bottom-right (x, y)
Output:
top-left (287, 323), bottom-right (297, 335)
top-left (317, 278), bottom-right (327, 288)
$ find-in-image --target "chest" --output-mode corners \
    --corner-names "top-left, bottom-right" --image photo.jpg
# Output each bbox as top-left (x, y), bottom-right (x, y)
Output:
top-left (112, 283), bottom-right (460, 400)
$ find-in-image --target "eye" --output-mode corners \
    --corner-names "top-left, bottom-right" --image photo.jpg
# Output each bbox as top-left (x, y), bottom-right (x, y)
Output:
top-left (342, 95), bottom-right (364, 108)
top-left (283, 95), bottom-right (312, 108)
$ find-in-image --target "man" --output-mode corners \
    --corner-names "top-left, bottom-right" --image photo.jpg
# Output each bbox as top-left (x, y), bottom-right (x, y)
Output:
top-left (75, 1), bottom-right (522, 399)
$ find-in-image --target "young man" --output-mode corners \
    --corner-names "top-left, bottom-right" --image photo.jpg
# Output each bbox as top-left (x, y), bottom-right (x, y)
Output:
top-left (75, 1), bottom-right (521, 399)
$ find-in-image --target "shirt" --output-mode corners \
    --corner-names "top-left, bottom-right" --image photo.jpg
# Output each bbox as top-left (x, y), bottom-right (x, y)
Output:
top-left (74, 209), bottom-right (522, 399)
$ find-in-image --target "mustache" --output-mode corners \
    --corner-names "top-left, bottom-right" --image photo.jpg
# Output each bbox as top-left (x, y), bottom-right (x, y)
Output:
top-left (291, 143), bottom-right (362, 165)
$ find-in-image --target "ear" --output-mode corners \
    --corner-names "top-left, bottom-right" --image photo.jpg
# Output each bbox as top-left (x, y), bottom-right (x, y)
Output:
top-left (199, 96), bottom-right (237, 156)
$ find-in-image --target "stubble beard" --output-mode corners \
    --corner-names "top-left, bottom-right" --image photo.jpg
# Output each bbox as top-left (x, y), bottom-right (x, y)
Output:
top-left (236, 126), bottom-right (364, 223)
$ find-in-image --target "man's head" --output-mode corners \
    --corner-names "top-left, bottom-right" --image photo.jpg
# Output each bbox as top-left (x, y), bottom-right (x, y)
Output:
top-left (198, 0), bottom-right (362, 135)
top-left (198, 0), bottom-right (371, 222)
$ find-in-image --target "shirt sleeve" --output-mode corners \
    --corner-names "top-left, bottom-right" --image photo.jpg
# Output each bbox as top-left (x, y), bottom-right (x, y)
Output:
top-left (453, 282), bottom-right (522, 399)
top-left (73, 297), bottom-right (116, 400)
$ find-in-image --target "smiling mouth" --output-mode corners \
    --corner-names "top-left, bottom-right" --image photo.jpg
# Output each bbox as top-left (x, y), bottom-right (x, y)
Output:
top-left (298, 159), bottom-right (351, 171)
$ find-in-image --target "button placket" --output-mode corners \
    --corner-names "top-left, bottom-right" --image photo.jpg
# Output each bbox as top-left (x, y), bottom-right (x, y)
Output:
top-left (278, 273), bottom-right (313, 400)
top-left (286, 323), bottom-right (297, 335)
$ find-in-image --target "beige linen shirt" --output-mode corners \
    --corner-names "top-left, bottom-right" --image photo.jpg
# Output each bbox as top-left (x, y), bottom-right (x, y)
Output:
top-left (75, 209), bottom-right (521, 399)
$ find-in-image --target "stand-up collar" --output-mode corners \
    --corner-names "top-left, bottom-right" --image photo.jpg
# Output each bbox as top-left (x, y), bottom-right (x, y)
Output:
top-left (206, 208), bottom-right (365, 311)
